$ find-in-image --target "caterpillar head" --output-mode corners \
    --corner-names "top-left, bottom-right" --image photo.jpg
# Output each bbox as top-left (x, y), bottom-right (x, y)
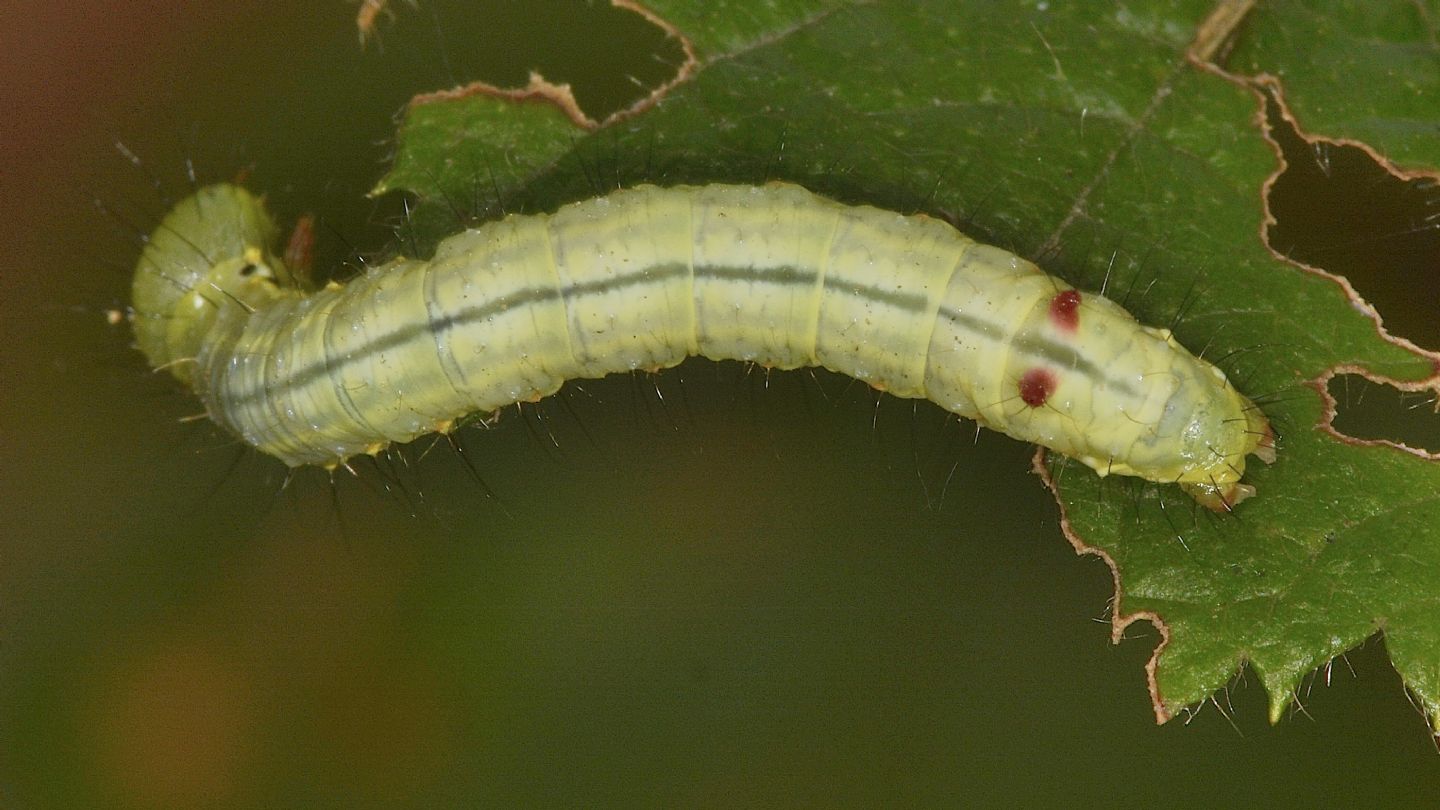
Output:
top-left (131, 184), bottom-right (296, 380)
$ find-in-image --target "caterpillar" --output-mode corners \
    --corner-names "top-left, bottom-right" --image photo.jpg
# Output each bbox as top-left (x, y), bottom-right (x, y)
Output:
top-left (131, 182), bottom-right (1275, 510)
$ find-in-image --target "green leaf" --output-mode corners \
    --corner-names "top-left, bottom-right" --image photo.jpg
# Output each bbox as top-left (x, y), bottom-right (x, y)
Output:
top-left (1230, 0), bottom-right (1440, 166)
top-left (378, 0), bottom-right (1440, 737)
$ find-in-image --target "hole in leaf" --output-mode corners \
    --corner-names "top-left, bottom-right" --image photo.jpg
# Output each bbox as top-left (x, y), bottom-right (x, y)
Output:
top-left (1327, 374), bottom-right (1440, 453)
top-left (1263, 91), bottom-right (1440, 350)
top-left (395, 0), bottom-right (689, 121)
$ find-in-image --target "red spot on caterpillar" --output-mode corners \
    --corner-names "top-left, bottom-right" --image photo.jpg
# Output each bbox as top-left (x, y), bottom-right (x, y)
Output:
top-left (1049, 289), bottom-right (1081, 333)
top-left (1018, 368), bottom-right (1056, 407)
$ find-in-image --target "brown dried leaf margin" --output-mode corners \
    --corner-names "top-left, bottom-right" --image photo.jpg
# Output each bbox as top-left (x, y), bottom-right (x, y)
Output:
top-left (404, 0), bottom-right (699, 130)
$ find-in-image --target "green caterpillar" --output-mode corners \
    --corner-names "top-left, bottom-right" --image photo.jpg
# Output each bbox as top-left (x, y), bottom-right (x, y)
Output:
top-left (131, 182), bottom-right (1274, 509)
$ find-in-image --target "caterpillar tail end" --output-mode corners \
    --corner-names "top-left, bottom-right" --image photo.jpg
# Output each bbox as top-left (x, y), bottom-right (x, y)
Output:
top-left (1184, 413), bottom-right (1276, 513)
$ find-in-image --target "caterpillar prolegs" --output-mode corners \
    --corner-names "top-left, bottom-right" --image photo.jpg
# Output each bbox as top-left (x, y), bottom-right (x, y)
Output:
top-left (131, 183), bottom-right (1275, 510)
